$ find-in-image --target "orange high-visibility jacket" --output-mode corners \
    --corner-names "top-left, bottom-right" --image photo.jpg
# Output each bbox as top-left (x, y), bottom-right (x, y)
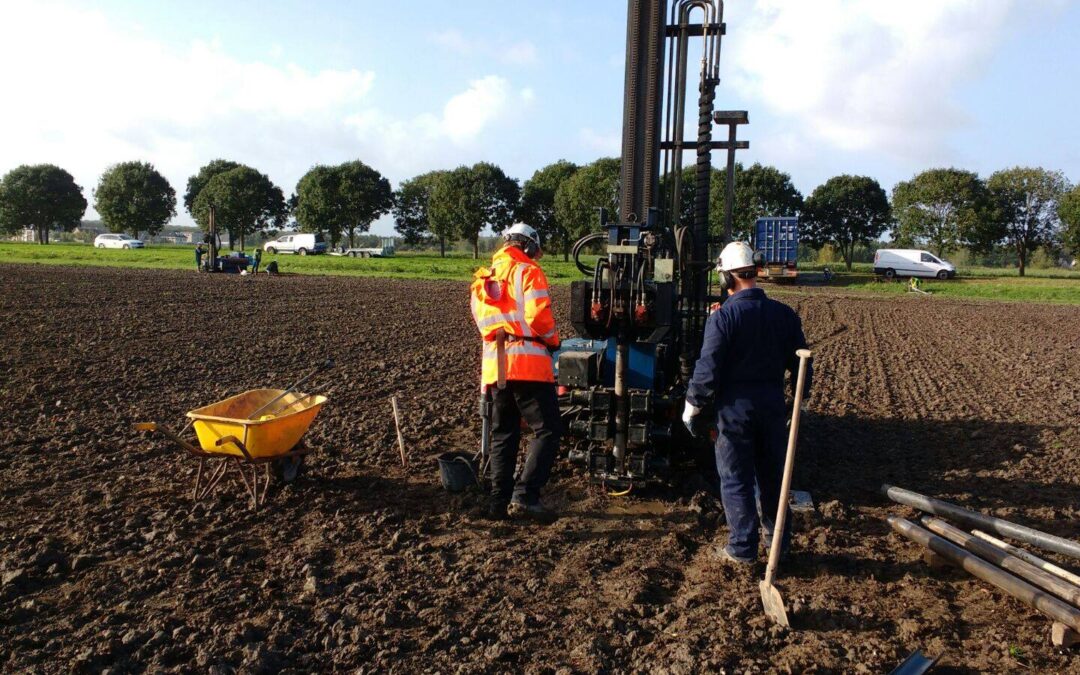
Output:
top-left (470, 245), bottom-right (560, 385)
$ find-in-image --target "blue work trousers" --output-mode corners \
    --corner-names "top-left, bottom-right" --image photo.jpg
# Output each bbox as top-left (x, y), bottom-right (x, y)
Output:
top-left (714, 387), bottom-right (791, 559)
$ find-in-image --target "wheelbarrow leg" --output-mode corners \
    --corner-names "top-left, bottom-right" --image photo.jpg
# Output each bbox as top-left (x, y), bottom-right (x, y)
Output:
top-left (193, 458), bottom-right (205, 501)
top-left (199, 459), bottom-right (231, 500)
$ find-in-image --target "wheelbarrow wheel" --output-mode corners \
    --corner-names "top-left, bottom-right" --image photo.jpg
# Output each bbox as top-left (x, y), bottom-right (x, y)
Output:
top-left (274, 454), bottom-right (306, 484)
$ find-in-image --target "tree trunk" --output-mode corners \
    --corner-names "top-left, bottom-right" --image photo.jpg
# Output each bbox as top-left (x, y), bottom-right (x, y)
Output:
top-left (1018, 244), bottom-right (1026, 277)
top-left (473, 239), bottom-right (479, 259)
top-left (440, 237), bottom-right (446, 258)
top-left (349, 229), bottom-right (355, 249)
top-left (563, 233), bottom-right (569, 262)
top-left (240, 231), bottom-right (245, 251)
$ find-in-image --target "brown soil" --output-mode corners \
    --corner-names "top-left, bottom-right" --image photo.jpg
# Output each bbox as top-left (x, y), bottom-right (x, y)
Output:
top-left (1, 264), bottom-right (1078, 674)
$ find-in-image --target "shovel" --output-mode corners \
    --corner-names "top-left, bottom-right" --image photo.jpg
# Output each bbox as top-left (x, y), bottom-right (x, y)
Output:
top-left (248, 359), bottom-right (334, 420)
top-left (760, 347), bottom-right (812, 628)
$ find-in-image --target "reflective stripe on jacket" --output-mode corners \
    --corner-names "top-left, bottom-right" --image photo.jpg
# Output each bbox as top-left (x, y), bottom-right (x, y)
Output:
top-left (471, 245), bottom-right (560, 384)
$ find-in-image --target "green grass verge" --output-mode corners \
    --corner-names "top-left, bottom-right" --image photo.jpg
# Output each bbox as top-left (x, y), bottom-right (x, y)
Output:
top-left (2, 242), bottom-right (1078, 304)
top-left (0, 242), bottom-right (587, 282)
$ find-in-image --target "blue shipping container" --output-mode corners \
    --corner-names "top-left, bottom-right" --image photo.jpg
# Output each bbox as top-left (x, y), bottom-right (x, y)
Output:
top-left (753, 217), bottom-right (799, 265)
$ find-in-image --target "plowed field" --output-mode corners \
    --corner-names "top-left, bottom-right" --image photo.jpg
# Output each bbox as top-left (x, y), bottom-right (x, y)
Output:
top-left (2, 265), bottom-right (1078, 673)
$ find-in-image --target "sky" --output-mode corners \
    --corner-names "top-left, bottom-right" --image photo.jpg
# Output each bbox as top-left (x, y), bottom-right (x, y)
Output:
top-left (1, 0), bottom-right (1078, 235)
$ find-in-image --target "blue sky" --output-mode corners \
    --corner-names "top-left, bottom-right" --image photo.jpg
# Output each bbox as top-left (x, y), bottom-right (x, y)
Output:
top-left (1, 0), bottom-right (1077, 234)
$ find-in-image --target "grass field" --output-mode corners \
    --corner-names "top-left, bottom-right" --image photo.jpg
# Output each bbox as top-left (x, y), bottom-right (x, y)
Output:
top-left (2, 242), bottom-right (1078, 304)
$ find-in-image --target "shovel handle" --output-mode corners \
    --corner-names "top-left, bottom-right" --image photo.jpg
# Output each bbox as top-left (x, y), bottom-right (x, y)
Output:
top-left (248, 359), bottom-right (333, 420)
top-left (495, 329), bottom-right (507, 390)
top-left (764, 348), bottom-right (812, 585)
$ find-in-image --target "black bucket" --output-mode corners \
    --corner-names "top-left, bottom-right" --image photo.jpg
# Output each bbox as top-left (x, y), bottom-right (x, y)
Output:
top-left (437, 452), bottom-right (478, 492)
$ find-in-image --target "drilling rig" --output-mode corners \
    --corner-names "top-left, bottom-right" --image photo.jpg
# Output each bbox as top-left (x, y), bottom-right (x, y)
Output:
top-left (557, 0), bottom-right (748, 487)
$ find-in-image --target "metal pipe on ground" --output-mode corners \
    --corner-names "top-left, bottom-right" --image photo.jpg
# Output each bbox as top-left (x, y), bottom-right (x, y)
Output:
top-left (922, 517), bottom-right (1080, 608)
top-left (888, 516), bottom-right (1080, 633)
top-left (973, 530), bottom-right (1080, 589)
top-left (882, 484), bottom-right (1080, 560)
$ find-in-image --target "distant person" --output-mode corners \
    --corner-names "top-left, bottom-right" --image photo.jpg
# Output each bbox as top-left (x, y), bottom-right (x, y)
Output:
top-left (682, 241), bottom-right (812, 565)
top-left (251, 248), bottom-right (262, 274)
top-left (195, 244), bottom-right (205, 271)
top-left (265, 260), bottom-right (279, 275)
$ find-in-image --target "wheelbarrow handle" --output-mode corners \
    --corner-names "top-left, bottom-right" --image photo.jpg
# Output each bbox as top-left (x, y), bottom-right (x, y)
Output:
top-left (134, 421), bottom-right (203, 457)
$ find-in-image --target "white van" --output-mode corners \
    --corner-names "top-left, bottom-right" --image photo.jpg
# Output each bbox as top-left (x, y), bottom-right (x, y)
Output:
top-left (263, 232), bottom-right (328, 256)
top-left (874, 249), bottom-right (956, 280)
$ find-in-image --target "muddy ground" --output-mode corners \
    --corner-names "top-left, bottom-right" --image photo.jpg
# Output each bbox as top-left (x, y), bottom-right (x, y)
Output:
top-left (1, 264), bottom-right (1079, 674)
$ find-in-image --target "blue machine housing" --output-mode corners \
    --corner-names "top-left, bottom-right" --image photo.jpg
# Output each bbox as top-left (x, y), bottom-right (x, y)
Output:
top-left (554, 338), bottom-right (659, 391)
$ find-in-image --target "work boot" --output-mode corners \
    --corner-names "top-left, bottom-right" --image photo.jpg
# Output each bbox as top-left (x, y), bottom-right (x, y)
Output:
top-left (509, 500), bottom-right (557, 524)
top-left (487, 501), bottom-right (509, 521)
top-left (712, 544), bottom-right (755, 565)
top-left (762, 533), bottom-right (791, 562)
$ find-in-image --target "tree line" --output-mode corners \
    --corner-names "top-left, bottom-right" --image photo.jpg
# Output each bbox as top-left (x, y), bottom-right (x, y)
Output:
top-left (1, 158), bottom-right (1078, 275)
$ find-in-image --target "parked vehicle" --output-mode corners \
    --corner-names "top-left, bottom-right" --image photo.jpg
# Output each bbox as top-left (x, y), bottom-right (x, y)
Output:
top-left (329, 237), bottom-right (396, 258)
top-left (95, 233), bottom-right (145, 249)
top-left (752, 217), bottom-right (798, 281)
top-left (263, 233), bottom-right (328, 256)
top-left (874, 249), bottom-right (956, 280)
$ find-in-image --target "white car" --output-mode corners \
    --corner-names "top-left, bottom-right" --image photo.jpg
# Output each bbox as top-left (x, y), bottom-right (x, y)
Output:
top-left (94, 233), bottom-right (145, 249)
top-left (874, 248), bottom-right (956, 280)
top-left (263, 232), bottom-right (328, 256)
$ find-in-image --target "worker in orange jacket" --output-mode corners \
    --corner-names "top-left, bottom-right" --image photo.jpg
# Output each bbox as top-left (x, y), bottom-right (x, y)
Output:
top-left (470, 223), bottom-right (562, 522)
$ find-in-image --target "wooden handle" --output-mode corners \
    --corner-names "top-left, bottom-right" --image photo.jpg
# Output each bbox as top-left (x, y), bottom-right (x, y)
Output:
top-left (496, 328), bottom-right (507, 390)
top-left (764, 349), bottom-right (812, 585)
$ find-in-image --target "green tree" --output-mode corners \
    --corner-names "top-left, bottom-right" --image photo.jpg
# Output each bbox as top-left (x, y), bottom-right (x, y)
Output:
top-left (392, 170), bottom-right (446, 248)
top-left (336, 160), bottom-right (394, 248)
top-left (986, 167), bottom-right (1069, 276)
top-left (711, 162), bottom-right (803, 240)
top-left (1059, 184), bottom-right (1080, 259)
top-left (192, 167), bottom-right (287, 250)
top-left (429, 163), bottom-right (519, 259)
top-left (294, 165), bottom-right (344, 246)
top-left (0, 164), bottom-right (86, 244)
top-left (891, 168), bottom-right (987, 257)
top-left (519, 160), bottom-right (579, 260)
top-left (184, 159), bottom-right (242, 217)
top-left (93, 161), bottom-right (176, 239)
top-left (663, 162), bottom-right (802, 241)
top-left (803, 175), bottom-right (890, 271)
top-left (554, 157), bottom-right (621, 241)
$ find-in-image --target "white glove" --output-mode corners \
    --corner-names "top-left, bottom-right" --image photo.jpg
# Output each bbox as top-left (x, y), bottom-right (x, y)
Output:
top-left (682, 402), bottom-right (701, 436)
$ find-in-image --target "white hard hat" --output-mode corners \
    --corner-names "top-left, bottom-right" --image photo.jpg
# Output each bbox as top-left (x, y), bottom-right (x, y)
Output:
top-left (717, 241), bottom-right (756, 272)
top-left (504, 222), bottom-right (542, 253)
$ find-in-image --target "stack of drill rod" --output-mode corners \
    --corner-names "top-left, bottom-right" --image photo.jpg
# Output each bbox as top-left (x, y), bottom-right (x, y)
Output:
top-left (883, 484), bottom-right (1080, 645)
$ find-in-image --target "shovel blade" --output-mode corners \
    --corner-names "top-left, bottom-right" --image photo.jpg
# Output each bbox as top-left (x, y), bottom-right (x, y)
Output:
top-left (759, 580), bottom-right (790, 627)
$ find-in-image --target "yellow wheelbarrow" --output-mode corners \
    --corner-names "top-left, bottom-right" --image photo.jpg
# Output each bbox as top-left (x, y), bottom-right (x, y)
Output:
top-left (136, 363), bottom-right (331, 509)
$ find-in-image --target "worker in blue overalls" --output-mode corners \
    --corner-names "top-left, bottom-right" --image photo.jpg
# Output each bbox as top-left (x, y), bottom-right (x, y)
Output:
top-left (682, 241), bottom-right (812, 564)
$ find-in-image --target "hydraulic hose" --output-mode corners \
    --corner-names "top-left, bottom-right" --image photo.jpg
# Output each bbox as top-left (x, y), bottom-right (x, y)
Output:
top-left (573, 232), bottom-right (608, 276)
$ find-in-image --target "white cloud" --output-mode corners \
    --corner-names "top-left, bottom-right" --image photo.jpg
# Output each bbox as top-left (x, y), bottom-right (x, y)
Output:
top-left (579, 128), bottom-right (621, 156)
top-left (727, 0), bottom-right (1037, 161)
top-left (442, 76), bottom-right (511, 144)
top-left (430, 29), bottom-right (472, 55)
top-left (503, 41), bottom-right (539, 66)
top-left (0, 2), bottom-right (523, 226)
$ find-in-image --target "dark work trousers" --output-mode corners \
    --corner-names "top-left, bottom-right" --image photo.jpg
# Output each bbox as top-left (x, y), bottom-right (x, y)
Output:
top-left (489, 380), bottom-right (562, 506)
top-left (714, 384), bottom-right (791, 559)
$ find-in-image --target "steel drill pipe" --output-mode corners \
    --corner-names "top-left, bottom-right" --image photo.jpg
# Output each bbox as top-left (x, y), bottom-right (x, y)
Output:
top-left (881, 484), bottom-right (1080, 560)
top-left (887, 516), bottom-right (1080, 632)
top-left (921, 517), bottom-right (1080, 608)
top-left (973, 530), bottom-right (1080, 589)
